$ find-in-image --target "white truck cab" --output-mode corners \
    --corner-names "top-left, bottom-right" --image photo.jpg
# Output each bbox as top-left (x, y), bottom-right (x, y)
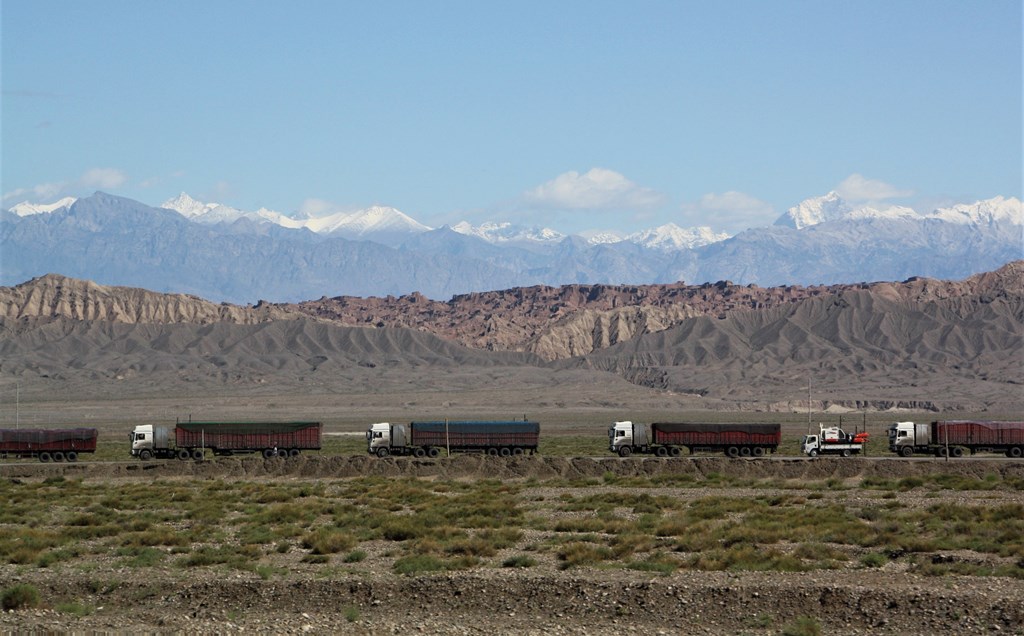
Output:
top-left (130, 424), bottom-right (155, 457)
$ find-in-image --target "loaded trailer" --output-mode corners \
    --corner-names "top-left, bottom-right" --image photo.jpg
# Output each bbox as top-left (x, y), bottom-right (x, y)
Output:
top-left (888, 420), bottom-right (1024, 458)
top-left (0, 428), bottom-right (99, 462)
top-left (131, 420), bottom-right (322, 460)
top-left (609, 421), bottom-right (781, 457)
top-left (368, 420), bottom-right (540, 457)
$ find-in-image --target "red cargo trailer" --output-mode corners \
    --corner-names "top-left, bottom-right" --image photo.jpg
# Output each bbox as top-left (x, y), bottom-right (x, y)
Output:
top-left (131, 421), bottom-right (322, 460)
top-left (609, 421), bottom-right (781, 457)
top-left (888, 420), bottom-right (1024, 457)
top-left (0, 428), bottom-right (99, 462)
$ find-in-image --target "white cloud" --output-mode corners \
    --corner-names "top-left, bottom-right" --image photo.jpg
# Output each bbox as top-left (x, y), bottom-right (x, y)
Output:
top-left (3, 167), bottom-right (133, 207)
top-left (680, 191), bottom-right (776, 234)
top-left (523, 168), bottom-right (665, 210)
top-left (79, 167), bottom-right (128, 190)
top-left (835, 174), bottom-right (913, 202)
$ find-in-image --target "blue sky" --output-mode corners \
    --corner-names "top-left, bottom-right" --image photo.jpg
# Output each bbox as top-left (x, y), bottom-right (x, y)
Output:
top-left (3, 0), bottom-right (1021, 234)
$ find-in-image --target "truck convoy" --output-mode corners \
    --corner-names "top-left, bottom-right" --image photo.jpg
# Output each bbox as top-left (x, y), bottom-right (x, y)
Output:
top-left (801, 426), bottom-right (870, 457)
top-left (0, 428), bottom-right (98, 462)
top-left (609, 421), bottom-right (782, 457)
top-left (888, 420), bottom-right (1024, 458)
top-left (130, 421), bottom-right (322, 460)
top-left (367, 420), bottom-right (540, 457)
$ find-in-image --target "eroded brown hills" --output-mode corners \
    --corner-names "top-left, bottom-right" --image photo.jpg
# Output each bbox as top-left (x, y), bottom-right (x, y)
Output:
top-left (5, 262), bottom-right (1022, 363)
top-left (1, 263), bottom-right (1021, 412)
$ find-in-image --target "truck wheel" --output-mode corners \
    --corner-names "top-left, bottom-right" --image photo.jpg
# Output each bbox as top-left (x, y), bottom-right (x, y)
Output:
top-left (262, 448), bottom-right (275, 459)
top-left (655, 446), bottom-right (668, 457)
top-left (53, 451), bottom-right (65, 462)
top-left (1010, 447), bottom-right (1023, 458)
top-left (413, 447), bottom-right (426, 458)
top-left (753, 447), bottom-right (765, 457)
top-left (726, 447), bottom-right (739, 458)
top-left (290, 449), bottom-right (300, 457)
top-left (900, 446), bottom-right (913, 458)
top-left (499, 447), bottom-right (512, 457)
top-left (427, 447), bottom-right (440, 458)
top-left (669, 446), bottom-right (681, 457)
top-left (39, 452), bottom-right (52, 463)
top-left (951, 447), bottom-right (964, 458)
top-left (740, 447), bottom-right (752, 457)
top-left (841, 449), bottom-right (851, 458)
top-left (618, 446), bottom-right (632, 458)
top-left (192, 449), bottom-right (204, 461)
top-left (376, 447), bottom-right (390, 458)
top-left (512, 447), bottom-right (524, 456)
top-left (139, 449), bottom-right (152, 461)
top-left (808, 449), bottom-right (819, 458)
top-left (66, 451), bottom-right (78, 462)
top-left (176, 449), bottom-right (189, 460)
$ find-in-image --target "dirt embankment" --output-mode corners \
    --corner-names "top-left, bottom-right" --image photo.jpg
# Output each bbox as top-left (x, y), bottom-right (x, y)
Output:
top-left (3, 455), bottom-right (1022, 482)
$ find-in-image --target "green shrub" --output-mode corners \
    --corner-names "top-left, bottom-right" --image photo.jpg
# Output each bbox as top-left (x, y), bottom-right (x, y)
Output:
top-left (302, 527), bottom-right (356, 555)
top-left (502, 554), bottom-right (536, 568)
top-left (2, 584), bottom-right (41, 611)
top-left (782, 616), bottom-right (822, 636)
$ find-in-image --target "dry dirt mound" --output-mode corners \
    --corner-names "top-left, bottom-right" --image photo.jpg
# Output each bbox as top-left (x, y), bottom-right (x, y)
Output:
top-left (3, 455), bottom-right (1022, 482)
top-left (3, 568), bottom-right (1021, 635)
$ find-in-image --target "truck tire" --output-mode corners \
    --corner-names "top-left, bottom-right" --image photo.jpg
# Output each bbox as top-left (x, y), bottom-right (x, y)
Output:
top-left (192, 449), bottom-right (204, 461)
top-left (1010, 447), bottom-right (1023, 458)
top-left (900, 446), bottom-right (914, 458)
top-left (53, 451), bottom-right (65, 462)
top-left (427, 447), bottom-right (440, 458)
top-left (487, 448), bottom-right (499, 456)
top-left (39, 452), bottom-right (51, 463)
top-left (655, 446), bottom-right (668, 457)
top-left (841, 449), bottom-right (851, 458)
top-left (740, 447), bottom-right (752, 457)
top-left (753, 447), bottom-right (765, 457)
top-left (66, 451), bottom-right (78, 462)
top-left (139, 449), bottom-right (153, 461)
top-left (618, 446), bottom-right (632, 458)
top-left (499, 447), bottom-right (512, 457)
top-left (669, 446), bottom-right (681, 457)
top-left (413, 447), bottom-right (426, 458)
top-left (726, 446), bottom-right (740, 458)
top-left (375, 447), bottom-right (390, 458)
top-left (808, 449), bottom-right (819, 458)
top-left (951, 447), bottom-right (964, 458)
top-left (512, 447), bottom-right (524, 456)
top-left (262, 448), bottom-right (275, 459)
top-left (290, 449), bottom-right (300, 457)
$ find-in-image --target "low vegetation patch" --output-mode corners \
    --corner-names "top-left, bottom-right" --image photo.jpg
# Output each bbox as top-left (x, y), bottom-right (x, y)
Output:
top-left (0, 469), bottom-right (1019, 580)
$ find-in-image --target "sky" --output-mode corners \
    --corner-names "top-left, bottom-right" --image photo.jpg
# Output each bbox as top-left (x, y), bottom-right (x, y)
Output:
top-left (2, 0), bottom-right (1021, 235)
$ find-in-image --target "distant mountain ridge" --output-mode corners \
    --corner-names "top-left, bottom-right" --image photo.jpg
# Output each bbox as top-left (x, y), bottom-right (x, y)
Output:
top-left (2, 191), bottom-right (1020, 302)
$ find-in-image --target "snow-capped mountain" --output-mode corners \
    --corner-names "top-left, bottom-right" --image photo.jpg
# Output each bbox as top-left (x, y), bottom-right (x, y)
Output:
top-left (776, 192), bottom-right (1022, 230)
top-left (926, 196), bottom-right (1022, 225)
top-left (626, 223), bottom-right (731, 251)
top-left (160, 194), bottom-right (431, 243)
top-left (450, 221), bottom-right (565, 244)
top-left (580, 230), bottom-right (626, 245)
top-left (3, 191), bottom-right (1020, 303)
top-left (7, 197), bottom-right (77, 217)
top-left (775, 191), bottom-right (852, 229)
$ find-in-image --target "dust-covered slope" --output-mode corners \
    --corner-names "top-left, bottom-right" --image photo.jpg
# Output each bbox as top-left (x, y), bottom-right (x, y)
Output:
top-left (0, 317), bottom-right (546, 392)
top-left (573, 284), bottom-right (1024, 411)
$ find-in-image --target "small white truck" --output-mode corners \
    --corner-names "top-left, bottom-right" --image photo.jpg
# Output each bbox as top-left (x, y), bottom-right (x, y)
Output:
top-left (801, 426), bottom-right (869, 457)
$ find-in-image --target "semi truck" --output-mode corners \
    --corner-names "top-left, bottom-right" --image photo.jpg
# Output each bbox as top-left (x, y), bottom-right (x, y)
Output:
top-left (0, 428), bottom-right (99, 462)
top-left (888, 420), bottom-right (1024, 458)
top-left (609, 421), bottom-right (781, 457)
top-left (367, 420), bottom-right (540, 457)
top-left (801, 426), bottom-right (870, 457)
top-left (130, 420), bottom-right (322, 460)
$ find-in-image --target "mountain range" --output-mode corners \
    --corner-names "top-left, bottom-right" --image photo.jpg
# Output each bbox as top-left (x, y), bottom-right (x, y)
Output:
top-left (2, 263), bottom-right (1021, 411)
top-left (2, 190), bottom-right (1020, 303)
